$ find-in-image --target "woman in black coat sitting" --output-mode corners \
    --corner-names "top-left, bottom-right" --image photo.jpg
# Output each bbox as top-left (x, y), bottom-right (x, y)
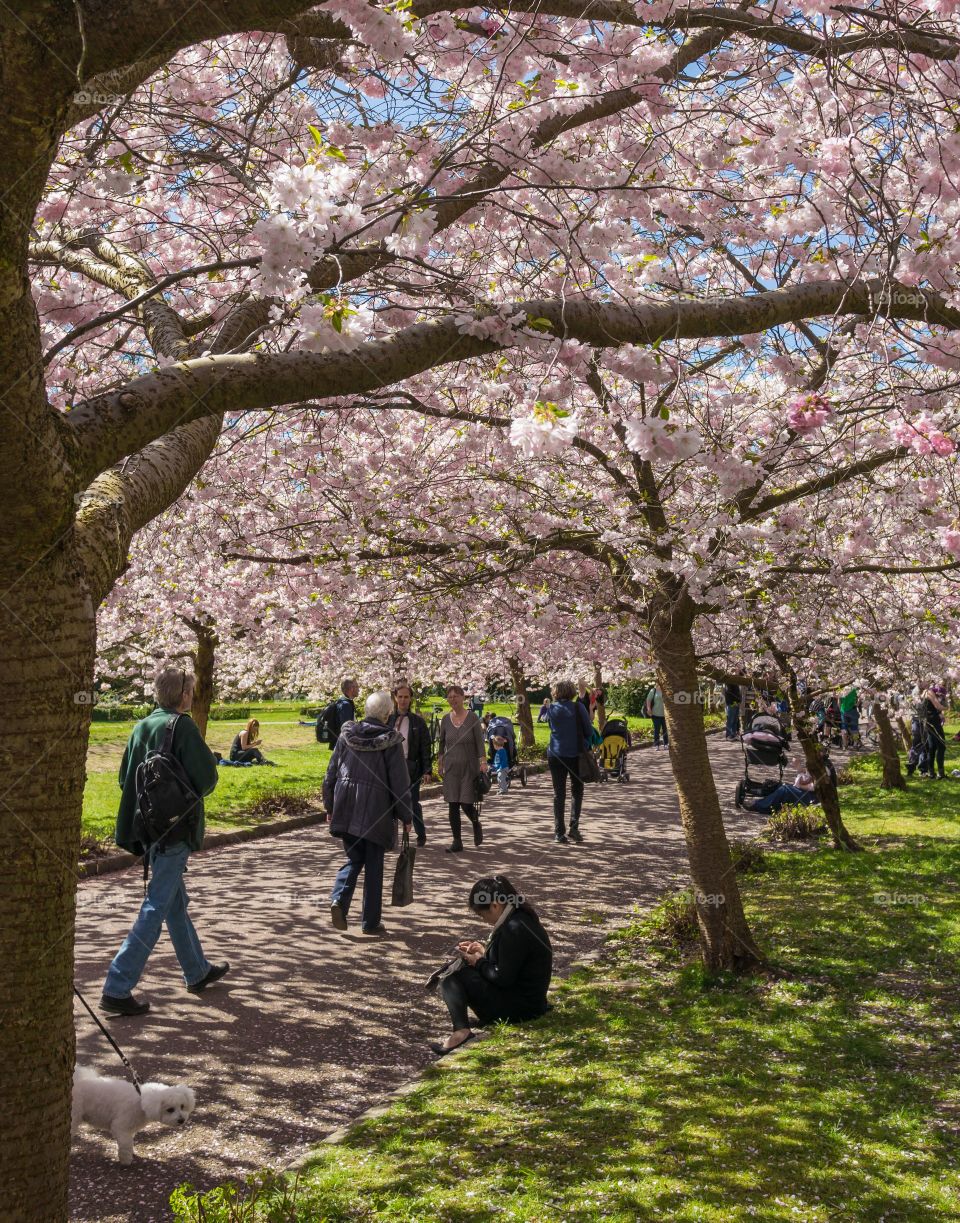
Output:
top-left (430, 874), bottom-right (552, 1055)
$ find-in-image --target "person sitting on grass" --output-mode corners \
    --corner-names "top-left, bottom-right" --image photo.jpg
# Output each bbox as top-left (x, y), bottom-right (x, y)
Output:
top-left (742, 754), bottom-right (820, 815)
top-left (430, 874), bottom-right (552, 1056)
top-left (229, 718), bottom-right (275, 765)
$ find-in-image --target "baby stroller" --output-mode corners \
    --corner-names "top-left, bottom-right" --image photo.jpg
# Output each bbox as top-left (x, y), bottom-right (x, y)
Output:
top-left (598, 716), bottom-right (631, 782)
top-left (485, 715), bottom-right (528, 787)
top-left (735, 712), bottom-right (789, 808)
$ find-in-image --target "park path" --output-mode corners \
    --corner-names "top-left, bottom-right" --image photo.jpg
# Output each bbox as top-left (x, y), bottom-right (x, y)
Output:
top-left (69, 736), bottom-right (761, 1222)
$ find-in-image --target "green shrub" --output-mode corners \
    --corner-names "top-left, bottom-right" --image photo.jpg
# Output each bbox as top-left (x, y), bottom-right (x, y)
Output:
top-left (647, 891), bottom-right (699, 948)
top-left (299, 705), bottom-right (321, 718)
top-left (209, 704), bottom-right (250, 720)
top-left (605, 680), bottom-right (654, 718)
top-left (765, 803), bottom-right (827, 841)
top-left (729, 839), bottom-right (767, 873)
top-left (91, 703), bottom-right (152, 722)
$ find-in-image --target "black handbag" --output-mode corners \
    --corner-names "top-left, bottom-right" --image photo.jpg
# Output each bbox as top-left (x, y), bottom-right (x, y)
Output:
top-left (474, 768), bottom-right (493, 802)
top-left (391, 826), bottom-right (416, 907)
top-left (575, 706), bottom-right (601, 784)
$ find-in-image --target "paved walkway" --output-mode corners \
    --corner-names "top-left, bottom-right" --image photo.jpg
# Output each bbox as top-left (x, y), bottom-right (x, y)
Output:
top-left (70, 737), bottom-right (760, 1222)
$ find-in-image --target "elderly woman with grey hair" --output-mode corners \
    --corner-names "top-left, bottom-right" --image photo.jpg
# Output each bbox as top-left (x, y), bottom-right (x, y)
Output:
top-left (325, 689), bottom-right (414, 936)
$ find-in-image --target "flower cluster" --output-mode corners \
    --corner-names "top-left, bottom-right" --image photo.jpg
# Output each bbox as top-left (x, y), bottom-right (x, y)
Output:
top-left (624, 415), bottom-right (702, 461)
top-left (785, 392), bottom-right (833, 434)
top-left (890, 413), bottom-right (956, 456)
top-left (508, 400), bottom-right (578, 457)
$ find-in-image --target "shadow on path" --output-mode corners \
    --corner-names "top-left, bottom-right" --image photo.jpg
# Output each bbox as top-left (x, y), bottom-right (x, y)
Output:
top-left (70, 737), bottom-right (761, 1221)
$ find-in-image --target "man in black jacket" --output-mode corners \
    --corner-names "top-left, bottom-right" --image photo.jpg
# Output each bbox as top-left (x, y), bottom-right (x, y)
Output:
top-left (318, 678), bottom-right (359, 746)
top-left (389, 682), bottom-right (432, 846)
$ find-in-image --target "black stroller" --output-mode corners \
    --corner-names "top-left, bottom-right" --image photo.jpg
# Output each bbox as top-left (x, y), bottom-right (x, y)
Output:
top-left (485, 715), bottom-right (528, 787)
top-left (735, 712), bottom-right (789, 809)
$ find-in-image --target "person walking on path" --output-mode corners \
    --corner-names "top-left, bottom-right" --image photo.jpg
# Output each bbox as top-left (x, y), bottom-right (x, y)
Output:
top-left (317, 678), bottom-right (359, 748)
top-left (388, 681), bottom-right (432, 846)
top-left (101, 666), bottom-right (227, 1016)
top-left (839, 682), bottom-right (860, 749)
top-left (645, 684), bottom-right (669, 750)
top-left (326, 690), bottom-right (413, 935)
top-left (431, 874), bottom-right (553, 1055)
top-left (438, 685), bottom-right (487, 854)
top-left (723, 683), bottom-right (741, 741)
top-left (545, 680), bottom-right (593, 844)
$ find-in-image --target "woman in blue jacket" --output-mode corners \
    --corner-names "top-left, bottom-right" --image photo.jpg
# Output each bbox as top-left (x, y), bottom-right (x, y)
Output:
top-left (545, 680), bottom-right (593, 843)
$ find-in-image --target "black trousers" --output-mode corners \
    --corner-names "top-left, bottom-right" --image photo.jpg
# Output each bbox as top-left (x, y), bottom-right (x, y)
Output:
top-left (448, 802), bottom-right (478, 844)
top-left (547, 754), bottom-right (583, 836)
top-left (231, 747), bottom-right (264, 764)
top-left (927, 723), bottom-right (946, 777)
top-left (409, 779), bottom-right (425, 840)
top-left (439, 965), bottom-right (533, 1029)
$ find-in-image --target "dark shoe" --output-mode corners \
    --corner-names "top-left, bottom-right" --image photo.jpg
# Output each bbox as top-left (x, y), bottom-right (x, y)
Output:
top-left (446, 841), bottom-right (464, 853)
top-left (361, 924), bottom-right (387, 936)
top-left (471, 818), bottom-right (483, 847)
top-left (100, 993), bottom-right (149, 1017)
top-left (187, 962), bottom-right (230, 994)
top-left (416, 836), bottom-right (427, 848)
top-left (330, 902), bottom-right (348, 931)
top-left (554, 833), bottom-right (568, 844)
top-left (429, 1031), bottom-right (477, 1057)
top-left (569, 828), bottom-right (584, 843)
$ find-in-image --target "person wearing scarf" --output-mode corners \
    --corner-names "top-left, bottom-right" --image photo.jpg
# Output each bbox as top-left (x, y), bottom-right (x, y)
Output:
top-left (430, 874), bottom-right (553, 1055)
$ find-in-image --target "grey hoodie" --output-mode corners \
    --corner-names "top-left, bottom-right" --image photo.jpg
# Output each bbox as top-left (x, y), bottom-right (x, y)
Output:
top-left (323, 719), bottom-right (413, 848)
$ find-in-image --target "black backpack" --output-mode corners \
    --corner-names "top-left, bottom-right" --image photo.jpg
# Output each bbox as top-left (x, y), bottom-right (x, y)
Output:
top-left (316, 700), bottom-right (338, 745)
top-left (132, 715), bottom-right (202, 851)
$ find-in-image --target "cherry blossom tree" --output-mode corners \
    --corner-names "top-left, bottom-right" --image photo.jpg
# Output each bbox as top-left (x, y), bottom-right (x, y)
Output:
top-left (7, 0), bottom-right (960, 1211)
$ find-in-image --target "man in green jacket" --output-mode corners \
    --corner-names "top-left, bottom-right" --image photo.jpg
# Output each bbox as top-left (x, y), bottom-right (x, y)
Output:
top-left (101, 666), bottom-right (228, 1016)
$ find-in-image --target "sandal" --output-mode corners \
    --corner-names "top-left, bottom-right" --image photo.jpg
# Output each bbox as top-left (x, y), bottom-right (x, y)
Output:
top-left (429, 1032), bottom-right (477, 1058)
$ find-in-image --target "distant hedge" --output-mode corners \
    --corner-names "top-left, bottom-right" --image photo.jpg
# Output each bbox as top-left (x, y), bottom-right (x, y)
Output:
top-left (92, 702), bottom-right (250, 722)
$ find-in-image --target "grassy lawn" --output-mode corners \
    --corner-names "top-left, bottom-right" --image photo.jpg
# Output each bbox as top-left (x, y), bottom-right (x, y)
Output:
top-left (172, 738), bottom-right (960, 1221)
top-left (82, 699), bottom-right (684, 842)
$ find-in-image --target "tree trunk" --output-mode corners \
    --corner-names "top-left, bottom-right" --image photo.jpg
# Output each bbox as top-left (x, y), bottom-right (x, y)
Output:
top-left (592, 662), bottom-right (606, 730)
top-left (648, 587), bottom-right (762, 974)
top-left (874, 703), bottom-right (907, 790)
top-left (793, 712), bottom-right (860, 850)
top-left (507, 656), bottom-right (535, 749)
top-left (895, 713), bottom-right (913, 752)
top-left (190, 621), bottom-right (217, 741)
top-left (0, 545), bottom-right (97, 1220)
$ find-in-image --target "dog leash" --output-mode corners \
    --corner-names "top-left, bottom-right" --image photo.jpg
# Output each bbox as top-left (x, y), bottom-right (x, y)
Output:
top-left (73, 985), bottom-right (143, 1096)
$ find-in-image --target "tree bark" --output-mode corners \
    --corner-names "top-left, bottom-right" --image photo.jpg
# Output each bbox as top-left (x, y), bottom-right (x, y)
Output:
top-left (895, 713), bottom-right (913, 752)
top-left (186, 619), bottom-right (218, 741)
top-left (508, 656), bottom-right (535, 749)
top-left (0, 544), bottom-right (97, 1220)
top-left (874, 702), bottom-right (907, 790)
top-left (792, 711), bottom-right (860, 850)
top-left (648, 585), bottom-right (762, 973)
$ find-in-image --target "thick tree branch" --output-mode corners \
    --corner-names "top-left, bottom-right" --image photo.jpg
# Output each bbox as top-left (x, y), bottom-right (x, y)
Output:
top-left (66, 278), bottom-right (960, 486)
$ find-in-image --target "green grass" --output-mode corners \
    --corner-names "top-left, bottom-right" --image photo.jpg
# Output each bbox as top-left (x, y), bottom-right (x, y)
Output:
top-left (82, 699), bottom-right (709, 842)
top-left (171, 737), bottom-right (960, 1222)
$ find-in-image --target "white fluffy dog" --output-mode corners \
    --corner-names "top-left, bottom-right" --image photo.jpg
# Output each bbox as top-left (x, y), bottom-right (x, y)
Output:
top-left (71, 1066), bottom-right (196, 1164)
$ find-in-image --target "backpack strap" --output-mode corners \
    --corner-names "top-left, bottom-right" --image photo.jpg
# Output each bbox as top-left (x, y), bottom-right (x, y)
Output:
top-left (161, 713), bottom-right (180, 754)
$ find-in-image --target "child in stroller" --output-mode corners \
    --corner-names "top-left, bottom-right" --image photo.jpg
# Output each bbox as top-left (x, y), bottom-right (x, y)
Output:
top-left (735, 712), bottom-right (790, 808)
top-left (485, 715), bottom-right (528, 790)
top-left (598, 716), bottom-right (631, 782)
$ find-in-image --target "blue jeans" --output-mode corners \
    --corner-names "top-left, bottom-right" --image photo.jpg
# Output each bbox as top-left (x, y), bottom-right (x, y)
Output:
top-left (331, 835), bottom-right (385, 931)
top-left (651, 715), bottom-right (668, 746)
top-left (104, 842), bottom-right (210, 997)
top-left (751, 784), bottom-right (817, 815)
top-left (725, 704), bottom-right (740, 739)
top-left (841, 709), bottom-right (859, 734)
